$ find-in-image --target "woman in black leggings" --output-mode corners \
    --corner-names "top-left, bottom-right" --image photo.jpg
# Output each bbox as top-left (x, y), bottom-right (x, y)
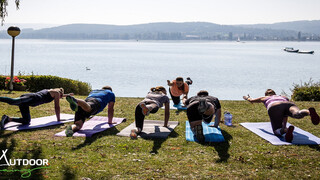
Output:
top-left (243, 89), bottom-right (320, 142)
top-left (0, 88), bottom-right (72, 129)
top-left (130, 86), bottom-right (170, 138)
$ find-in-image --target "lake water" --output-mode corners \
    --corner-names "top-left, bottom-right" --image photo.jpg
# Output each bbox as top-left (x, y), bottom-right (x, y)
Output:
top-left (0, 39), bottom-right (319, 100)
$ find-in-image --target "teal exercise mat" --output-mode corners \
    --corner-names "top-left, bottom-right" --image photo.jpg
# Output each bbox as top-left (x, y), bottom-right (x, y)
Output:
top-left (185, 121), bottom-right (225, 142)
top-left (161, 101), bottom-right (187, 110)
top-left (3, 113), bottom-right (74, 131)
top-left (240, 122), bottom-right (320, 145)
top-left (117, 120), bottom-right (179, 139)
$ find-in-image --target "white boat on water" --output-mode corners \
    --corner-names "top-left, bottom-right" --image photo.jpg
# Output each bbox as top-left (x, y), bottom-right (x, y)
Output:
top-left (283, 47), bottom-right (299, 53)
top-left (298, 50), bottom-right (314, 54)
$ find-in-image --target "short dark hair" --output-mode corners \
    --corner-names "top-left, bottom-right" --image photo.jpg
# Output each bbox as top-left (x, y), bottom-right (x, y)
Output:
top-left (265, 89), bottom-right (276, 96)
top-left (176, 77), bottom-right (184, 82)
top-left (102, 86), bottom-right (112, 91)
top-left (197, 90), bottom-right (209, 97)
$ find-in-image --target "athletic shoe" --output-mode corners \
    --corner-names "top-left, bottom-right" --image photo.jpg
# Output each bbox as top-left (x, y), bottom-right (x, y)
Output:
top-left (193, 124), bottom-right (205, 143)
top-left (66, 95), bottom-right (78, 112)
top-left (139, 103), bottom-right (150, 116)
top-left (186, 77), bottom-right (193, 85)
top-left (198, 98), bottom-right (208, 114)
top-left (1, 115), bottom-right (9, 130)
top-left (65, 125), bottom-right (74, 137)
top-left (309, 108), bottom-right (320, 125)
top-left (130, 129), bottom-right (138, 140)
top-left (130, 128), bottom-right (141, 140)
top-left (285, 125), bottom-right (294, 143)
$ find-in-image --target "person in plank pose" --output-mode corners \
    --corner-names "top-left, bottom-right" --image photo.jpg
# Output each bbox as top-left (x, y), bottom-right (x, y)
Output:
top-left (167, 77), bottom-right (192, 107)
top-left (183, 90), bottom-right (222, 143)
top-left (243, 89), bottom-right (320, 142)
top-left (130, 86), bottom-right (170, 139)
top-left (65, 86), bottom-right (115, 137)
top-left (0, 88), bottom-right (71, 129)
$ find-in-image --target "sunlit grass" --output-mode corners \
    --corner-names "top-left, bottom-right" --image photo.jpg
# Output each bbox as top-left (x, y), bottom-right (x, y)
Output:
top-left (0, 90), bottom-right (320, 179)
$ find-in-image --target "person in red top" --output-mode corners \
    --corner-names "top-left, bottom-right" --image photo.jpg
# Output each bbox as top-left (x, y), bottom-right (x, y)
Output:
top-left (167, 77), bottom-right (192, 106)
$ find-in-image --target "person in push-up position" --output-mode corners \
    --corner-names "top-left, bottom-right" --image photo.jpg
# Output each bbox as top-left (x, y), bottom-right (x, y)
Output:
top-left (243, 89), bottom-right (320, 142)
top-left (183, 90), bottom-right (222, 143)
top-left (0, 88), bottom-right (71, 130)
top-left (65, 86), bottom-right (115, 137)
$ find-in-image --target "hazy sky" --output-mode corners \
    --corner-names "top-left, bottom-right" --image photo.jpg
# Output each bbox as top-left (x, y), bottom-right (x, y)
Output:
top-left (4, 0), bottom-right (320, 26)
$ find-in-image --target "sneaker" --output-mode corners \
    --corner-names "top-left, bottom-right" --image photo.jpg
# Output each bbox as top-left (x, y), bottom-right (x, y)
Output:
top-left (198, 98), bottom-right (208, 114)
top-left (130, 128), bottom-right (141, 140)
top-left (309, 108), bottom-right (320, 125)
top-left (66, 95), bottom-right (78, 112)
top-left (65, 125), bottom-right (74, 137)
top-left (285, 125), bottom-right (294, 143)
top-left (1, 115), bottom-right (9, 130)
top-left (139, 103), bottom-right (150, 116)
top-left (193, 124), bottom-right (205, 143)
top-left (186, 77), bottom-right (193, 85)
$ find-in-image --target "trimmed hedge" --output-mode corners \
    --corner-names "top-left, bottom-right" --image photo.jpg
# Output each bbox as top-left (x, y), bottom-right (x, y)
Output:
top-left (291, 80), bottom-right (320, 101)
top-left (0, 75), bottom-right (91, 95)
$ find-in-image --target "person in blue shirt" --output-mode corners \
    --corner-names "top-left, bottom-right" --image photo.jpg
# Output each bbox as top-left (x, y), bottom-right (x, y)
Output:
top-left (65, 86), bottom-right (115, 137)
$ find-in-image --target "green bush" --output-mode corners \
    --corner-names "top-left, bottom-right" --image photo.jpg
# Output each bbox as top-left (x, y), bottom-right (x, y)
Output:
top-left (0, 75), bottom-right (91, 95)
top-left (291, 79), bottom-right (320, 101)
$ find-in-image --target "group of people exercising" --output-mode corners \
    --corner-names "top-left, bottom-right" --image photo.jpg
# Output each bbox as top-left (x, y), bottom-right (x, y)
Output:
top-left (1, 77), bottom-right (319, 143)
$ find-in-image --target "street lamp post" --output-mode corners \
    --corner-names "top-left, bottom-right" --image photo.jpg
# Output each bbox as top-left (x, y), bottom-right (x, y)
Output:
top-left (7, 26), bottom-right (21, 91)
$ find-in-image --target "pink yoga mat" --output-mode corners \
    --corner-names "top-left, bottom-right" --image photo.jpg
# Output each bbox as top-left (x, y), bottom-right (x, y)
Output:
top-left (55, 116), bottom-right (126, 137)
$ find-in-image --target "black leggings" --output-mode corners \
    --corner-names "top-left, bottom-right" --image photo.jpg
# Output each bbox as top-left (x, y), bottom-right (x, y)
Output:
top-left (186, 101), bottom-right (213, 123)
top-left (268, 102), bottom-right (308, 132)
top-left (169, 81), bottom-right (192, 105)
top-left (0, 96), bottom-right (35, 124)
top-left (135, 103), bottom-right (159, 130)
top-left (169, 88), bottom-right (181, 105)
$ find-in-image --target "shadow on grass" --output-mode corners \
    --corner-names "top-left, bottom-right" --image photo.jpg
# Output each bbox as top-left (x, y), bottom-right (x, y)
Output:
top-left (0, 138), bottom-right (16, 179)
top-left (148, 138), bottom-right (166, 154)
top-left (0, 129), bottom-right (18, 139)
top-left (72, 126), bottom-right (120, 150)
top-left (308, 145), bottom-right (320, 152)
top-left (62, 165), bottom-right (76, 180)
top-left (205, 129), bottom-right (233, 163)
top-left (0, 139), bottom-right (48, 179)
top-left (139, 129), bottom-right (179, 154)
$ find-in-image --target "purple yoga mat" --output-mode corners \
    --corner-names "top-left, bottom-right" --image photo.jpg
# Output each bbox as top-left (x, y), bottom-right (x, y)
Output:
top-left (3, 114), bottom-right (74, 131)
top-left (55, 116), bottom-right (126, 137)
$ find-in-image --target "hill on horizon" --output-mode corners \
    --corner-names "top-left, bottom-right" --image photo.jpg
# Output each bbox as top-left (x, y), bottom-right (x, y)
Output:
top-left (0, 20), bottom-right (319, 40)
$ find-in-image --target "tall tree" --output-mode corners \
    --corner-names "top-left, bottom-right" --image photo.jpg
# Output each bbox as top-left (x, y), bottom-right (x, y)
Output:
top-left (0, 0), bottom-right (20, 25)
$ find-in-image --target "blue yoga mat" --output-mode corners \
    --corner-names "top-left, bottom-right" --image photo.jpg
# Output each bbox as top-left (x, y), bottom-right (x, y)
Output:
top-left (185, 121), bottom-right (225, 142)
top-left (161, 101), bottom-right (187, 110)
top-left (240, 122), bottom-right (320, 145)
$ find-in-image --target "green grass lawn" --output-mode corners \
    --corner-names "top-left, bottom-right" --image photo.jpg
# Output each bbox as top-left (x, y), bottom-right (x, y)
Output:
top-left (1, 91), bottom-right (320, 179)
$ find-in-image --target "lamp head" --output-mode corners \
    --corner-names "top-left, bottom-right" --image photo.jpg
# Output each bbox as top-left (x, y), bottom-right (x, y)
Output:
top-left (7, 26), bottom-right (21, 37)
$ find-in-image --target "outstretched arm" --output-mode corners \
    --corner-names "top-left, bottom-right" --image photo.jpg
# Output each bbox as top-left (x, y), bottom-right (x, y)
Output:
top-left (243, 95), bottom-right (265, 103)
top-left (164, 102), bottom-right (170, 127)
top-left (167, 80), bottom-right (173, 86)
top-left (108, 102), bottom-right (115, 124)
